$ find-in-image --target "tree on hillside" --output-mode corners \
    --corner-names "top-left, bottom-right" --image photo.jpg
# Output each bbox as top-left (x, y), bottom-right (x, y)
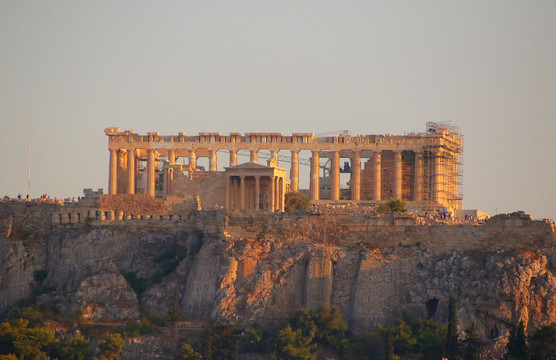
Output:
top-left (0, 318), bottom-right (56, 360)
top-left (383, 331), bottom-right (395, 360)
top-left (379, 315), bottom-right (447, 360)
top-left (504, 321), bottom-right (528, 360)
top-left (277, 305), bottom-right (361, 360)
top-left (414, 319), bottom-right (447, 360)
top-left (379, 318), bottom-right (417, 359)
top-left (311, 305), bottom-right (347, 345)
top-left (528, 323), bottom-right (556, 360)
top-left (94, 333), bottom-right (124, 360)
top-left (446, 296), bottom-right (459, 360)
top-left (55, 336), bottom-right (92, 360)
top-left (270, 325), bottom-right (316, 360)
top-left (461, 322), bottom-right (482, 360)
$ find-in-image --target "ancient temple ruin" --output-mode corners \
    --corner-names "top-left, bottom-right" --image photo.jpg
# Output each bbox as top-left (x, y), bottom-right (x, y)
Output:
top-left (105, 122), bottom-right (463, 211)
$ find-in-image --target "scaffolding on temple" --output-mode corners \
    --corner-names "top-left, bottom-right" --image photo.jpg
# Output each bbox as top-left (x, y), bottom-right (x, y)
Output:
top-left (423, 121), bottom-right (464, 210)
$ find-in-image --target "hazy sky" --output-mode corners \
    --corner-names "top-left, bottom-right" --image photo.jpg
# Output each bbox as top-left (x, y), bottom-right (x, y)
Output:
top-left (1, 1), bottom-right (555, 219)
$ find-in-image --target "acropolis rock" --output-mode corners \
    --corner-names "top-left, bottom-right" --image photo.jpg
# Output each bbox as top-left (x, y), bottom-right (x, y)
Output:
top-left (1, 197), bottom-right (555, 359)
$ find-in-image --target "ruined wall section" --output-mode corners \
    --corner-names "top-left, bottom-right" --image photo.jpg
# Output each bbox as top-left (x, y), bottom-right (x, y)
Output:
top-left (360, 159), bottom-right (374, 201)
top-left (169, 172), bottom-right (226, 209)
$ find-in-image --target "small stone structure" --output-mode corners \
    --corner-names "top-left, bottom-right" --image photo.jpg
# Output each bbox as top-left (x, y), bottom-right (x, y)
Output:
top-left (224, 162), bottom-right (289, 211)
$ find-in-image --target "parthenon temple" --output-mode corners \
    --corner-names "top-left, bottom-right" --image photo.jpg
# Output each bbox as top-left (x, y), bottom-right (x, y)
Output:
top-left (105, 122), bottom-right (463, 211)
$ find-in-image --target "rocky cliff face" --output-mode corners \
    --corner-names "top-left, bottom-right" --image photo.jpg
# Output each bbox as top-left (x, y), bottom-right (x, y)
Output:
top-left (1, 202), bottom-right (555, 358)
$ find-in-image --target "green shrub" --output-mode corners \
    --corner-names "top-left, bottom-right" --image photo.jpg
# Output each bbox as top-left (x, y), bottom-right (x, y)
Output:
top-left (285, 192), bottom-right (310, 212)
top-left (53, 336), bottom-right (92, 360)
top-left (95, 333), bottom-right (124, 360)
top-left (377, 199), bottom-right (407, 214)
top-left (124, 322), bottom-right (156, 337)
top-left (175, 343), bottom-right (201, 360)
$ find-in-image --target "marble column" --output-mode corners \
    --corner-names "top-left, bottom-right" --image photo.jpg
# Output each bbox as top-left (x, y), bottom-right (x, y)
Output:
top-left (109, 149), bottom-right (118, 195)
top-left (275, 177), bottom-right (280, 211)
top-left (372, 151), bottom-right (381, 201)
top-left (269, 150), bottom-right (278, 167)
top-left (165, 168), bottom-right (173, 196)
top-left (393, 150), bottom-right (402, 200)
top-left (310, 151), bottom-right (320, 200)
top-left (147, 149), bottom-right (156, 196)
top-left (250, 150), bottom-right (258, 163)
top-left (229, 150), bottom-right (237, 166)
top-left (117, 149), bottom-right (128, 194)
top-left (209, 150), bottom-right (217, 171)
top-left (225, 176), bottom-right (231, 209)
top-left (189, 150), bottom-right (197, 171)
top-left (414, 150), bottom-right (423, 201)
top-left (331, 151), bottom-right (340, 201)
top-left (271, 176), bottom-right (276, 210)
top-left (255, 176), bottom-right (260, 210)
top-left (169, 150), bottom-right (176, 163)
top-left (229, 177), bottom-right (234, 209)
top-left (351, 150), bottom-right (361, 201)
top-left (290, 150), bottom-right (299, 192)
top-left (240, 175), bottom-right (245, 209)
top-left (433, 149), bottom-right (442, 204)
top-left (127, 149), bottom-right (135, 194)
top-left (279, 177), bottom-right (284, 211)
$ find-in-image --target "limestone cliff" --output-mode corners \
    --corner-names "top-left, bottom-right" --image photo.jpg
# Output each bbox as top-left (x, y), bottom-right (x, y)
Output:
top-left (1, 201), bottom-right (555, 358)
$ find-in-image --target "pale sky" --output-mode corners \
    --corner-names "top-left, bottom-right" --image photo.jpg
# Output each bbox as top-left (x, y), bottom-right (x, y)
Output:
top-left (1, 1), bottom-right (555, 219)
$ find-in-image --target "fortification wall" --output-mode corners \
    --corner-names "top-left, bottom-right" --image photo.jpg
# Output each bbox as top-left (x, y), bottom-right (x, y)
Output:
top-left (4, 199), bottom-right (554, 256)
top-left (223, 211), bottom-right (555, 254)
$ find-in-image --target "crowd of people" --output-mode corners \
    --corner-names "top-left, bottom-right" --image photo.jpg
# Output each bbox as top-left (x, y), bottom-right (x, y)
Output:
top-left (1, 194), bottom-right (80, 204)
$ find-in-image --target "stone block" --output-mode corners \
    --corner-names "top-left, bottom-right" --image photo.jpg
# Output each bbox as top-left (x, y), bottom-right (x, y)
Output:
top-left (61, 213), bottom-right (70, 224)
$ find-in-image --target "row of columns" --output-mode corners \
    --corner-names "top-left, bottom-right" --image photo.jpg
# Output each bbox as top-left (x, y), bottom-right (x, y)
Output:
top-left (109, 148), bottom-right (138, 195)
top-left (109, 148), bottom-right (158, 196)
top-left (109, 148), bottom-right (431, 203)
top-left (306, 149), bottom-right (425, 202)
top-left (225, 175), bottom-right (284, 211)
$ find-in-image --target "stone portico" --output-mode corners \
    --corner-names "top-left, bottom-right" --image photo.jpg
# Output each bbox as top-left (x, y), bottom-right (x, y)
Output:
top-left (224, 163), bottom-right (289, 211)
